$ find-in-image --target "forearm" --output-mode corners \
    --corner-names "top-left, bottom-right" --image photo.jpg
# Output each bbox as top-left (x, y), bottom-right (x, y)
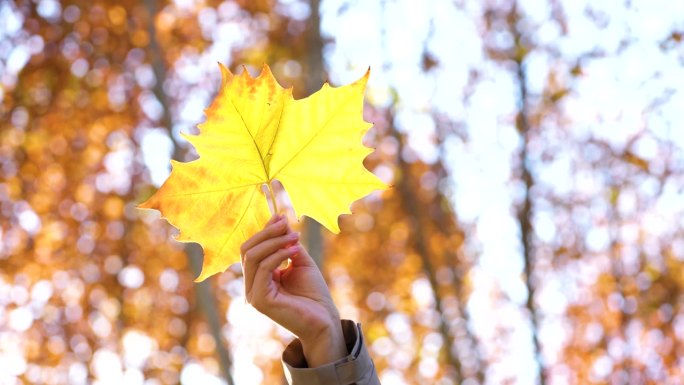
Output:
top-left (282, 320), bottom-right (381, 385)
top-left (300, 316), bottom-right (348, 367)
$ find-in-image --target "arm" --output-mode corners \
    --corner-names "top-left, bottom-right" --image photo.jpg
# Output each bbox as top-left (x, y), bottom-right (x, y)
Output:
top-left (241, 214), bottom-right (380, 384)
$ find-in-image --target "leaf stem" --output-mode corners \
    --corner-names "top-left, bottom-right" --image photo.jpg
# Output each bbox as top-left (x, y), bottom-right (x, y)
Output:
top-left (266, 180), bottom-right (278, 214)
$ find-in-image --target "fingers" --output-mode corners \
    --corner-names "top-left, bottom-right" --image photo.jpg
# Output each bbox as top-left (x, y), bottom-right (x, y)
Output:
top-left (240, 215), bottom-right (288, 263)
top-left (265, 214), bottom-right (281, 226)
top-left (247, 245), bottom-right (299, 310)
top-left (288, 243), bottom-right (317, 268)
top-left (243, 231), bottom-right (299, 294)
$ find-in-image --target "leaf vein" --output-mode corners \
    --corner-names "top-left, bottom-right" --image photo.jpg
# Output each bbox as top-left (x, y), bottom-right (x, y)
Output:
top-left (280, 173), bottom-right (379, 186)
top-left (215, 185), bottom-right (259, 260)
top-left (165, 182), bottom-right (262, 198)
top-left (230, 97), bottom-right (270, 181)
top-left (271, 92), bottom-right (358, 178)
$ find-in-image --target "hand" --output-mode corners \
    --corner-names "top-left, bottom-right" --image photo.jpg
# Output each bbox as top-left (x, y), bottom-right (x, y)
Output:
top-left (240, 214), bottom-right (347, 367)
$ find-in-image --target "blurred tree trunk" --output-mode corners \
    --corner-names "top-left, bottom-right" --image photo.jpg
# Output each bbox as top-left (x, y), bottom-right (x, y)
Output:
top-left (431, 161), bottom-right (485, 384)
top-left (375, 0), bottom-right (471, 380)
top-left (144, 1), bottom-right (235, 384)
top-left (279, 1), bottom-right (327, 383)
top-left (390, 118), bottom-right (464, 383)
top-left (510, 4), bottom-right (545, 385)
top-left (302, 0), bottom-right (326, 269)
top-left (606, 184), bottom-right (634, 380)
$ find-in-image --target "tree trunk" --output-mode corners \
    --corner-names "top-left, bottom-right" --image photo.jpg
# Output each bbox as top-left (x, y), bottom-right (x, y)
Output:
top-left (511, 4), bottom-right (545, 384)
top-left (144, 1), bottom-right (235, 384)
top-left (302, 0), bottom-right (327, 269)
top-left (391, 122), bottom-right (464, 383)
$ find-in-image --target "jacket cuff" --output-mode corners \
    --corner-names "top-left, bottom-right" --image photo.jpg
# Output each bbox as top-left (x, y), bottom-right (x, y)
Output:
top-left (282, 320), bottom-right (376, 385)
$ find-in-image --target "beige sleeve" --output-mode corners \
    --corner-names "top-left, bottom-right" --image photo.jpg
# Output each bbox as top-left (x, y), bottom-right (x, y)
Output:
top-left (282, 320), bottom-right (380, 385)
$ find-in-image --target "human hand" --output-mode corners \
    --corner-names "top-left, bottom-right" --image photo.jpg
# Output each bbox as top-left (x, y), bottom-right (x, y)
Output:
top-left (240, 214), bottom-right (347, 367)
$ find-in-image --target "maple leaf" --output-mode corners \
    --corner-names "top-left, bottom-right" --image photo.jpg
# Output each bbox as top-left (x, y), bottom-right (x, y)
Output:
top-left (139, 64), bottom-right (387, 281)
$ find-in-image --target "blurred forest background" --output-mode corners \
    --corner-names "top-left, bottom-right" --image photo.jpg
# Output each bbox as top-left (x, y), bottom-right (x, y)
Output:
top-left (1, 0), bottom-right (684, 384)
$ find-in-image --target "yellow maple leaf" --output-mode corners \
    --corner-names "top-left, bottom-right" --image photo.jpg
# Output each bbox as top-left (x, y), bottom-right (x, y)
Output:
top-left (139, 64), bottom-right (387, 281)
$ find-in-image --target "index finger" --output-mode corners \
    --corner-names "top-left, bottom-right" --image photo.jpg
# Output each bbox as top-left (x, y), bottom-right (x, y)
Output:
top-left (240, 215), bottom-right (289, 259)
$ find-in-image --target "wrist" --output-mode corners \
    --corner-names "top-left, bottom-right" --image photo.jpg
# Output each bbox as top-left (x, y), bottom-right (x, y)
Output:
top-left (299, 316), bottom-right (347, 368)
